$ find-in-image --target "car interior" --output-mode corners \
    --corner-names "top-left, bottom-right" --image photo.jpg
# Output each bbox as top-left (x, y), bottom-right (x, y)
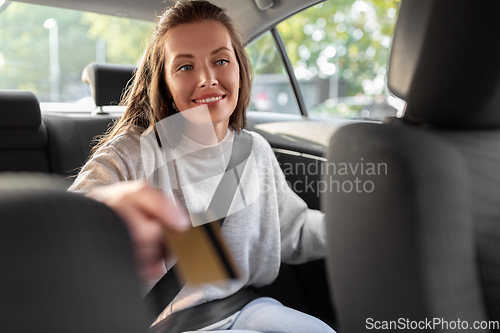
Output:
top-left (1, 0), bottom-right (499, 332)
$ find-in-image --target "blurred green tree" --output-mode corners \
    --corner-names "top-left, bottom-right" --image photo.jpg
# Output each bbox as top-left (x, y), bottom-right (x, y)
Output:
top-left (0, 2), bottom-right (152, 102)
top-left (278, 0), bottom-right (400, 98)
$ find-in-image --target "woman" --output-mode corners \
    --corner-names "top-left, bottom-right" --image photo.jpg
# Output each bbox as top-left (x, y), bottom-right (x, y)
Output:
top-left (71, 1), bottom-right (334, 332)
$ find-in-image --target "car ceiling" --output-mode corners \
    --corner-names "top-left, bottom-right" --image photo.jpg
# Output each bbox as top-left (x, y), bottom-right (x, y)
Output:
top-left (9, 0), bottom-right (324, 43)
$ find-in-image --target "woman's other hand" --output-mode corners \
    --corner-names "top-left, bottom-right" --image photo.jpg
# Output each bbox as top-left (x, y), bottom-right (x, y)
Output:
top-left (87, 180), bottom-right (190, 280)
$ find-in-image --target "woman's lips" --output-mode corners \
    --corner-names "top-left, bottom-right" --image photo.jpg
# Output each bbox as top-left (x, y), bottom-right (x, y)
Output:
top-left (192, 94), bottom-right (226, 107)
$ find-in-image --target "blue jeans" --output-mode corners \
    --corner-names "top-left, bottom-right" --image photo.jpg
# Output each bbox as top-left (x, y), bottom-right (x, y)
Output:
top-left (184, 297), bottom-right (336, 333)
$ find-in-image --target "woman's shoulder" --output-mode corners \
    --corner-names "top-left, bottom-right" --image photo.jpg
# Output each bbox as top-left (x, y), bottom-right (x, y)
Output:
top-left (241, 129), bottom-right (271, 150)
top-left (99, 126), bottom-right (143, 154)
top-left (240, 129), bottom-right (276, 164)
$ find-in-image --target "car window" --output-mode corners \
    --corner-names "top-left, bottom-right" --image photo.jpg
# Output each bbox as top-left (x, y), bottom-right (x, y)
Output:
top-left (0, 1), bottom-right (153, 110)
top-left (277, 0), bottom-right (404, 120)
top-left (246, 31), bottom-right (300, 115)
top-left (0, 0), bottom-right (403, 119)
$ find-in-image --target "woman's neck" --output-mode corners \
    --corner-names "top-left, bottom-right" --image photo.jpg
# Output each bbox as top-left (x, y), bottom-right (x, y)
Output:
top-left (183, 120), bottom-right (229, 145)
top-left (177, 105), bottom-right (230, 144)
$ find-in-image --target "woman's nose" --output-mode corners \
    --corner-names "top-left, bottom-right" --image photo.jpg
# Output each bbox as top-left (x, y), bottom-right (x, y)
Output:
top-left (199, 66), bottom-right (218, 87)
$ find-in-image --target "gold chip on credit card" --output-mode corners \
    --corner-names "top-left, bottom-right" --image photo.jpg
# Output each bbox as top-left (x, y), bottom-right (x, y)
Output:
top-left (163, 211), bottom-right (239, 285)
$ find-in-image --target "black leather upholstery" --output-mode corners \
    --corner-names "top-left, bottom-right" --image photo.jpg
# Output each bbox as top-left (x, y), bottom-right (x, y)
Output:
top-left (0, 89), bottom-right (116, 178)
top-left (0, 62), bottom-right (137, 177)
top-left (324, 0), bottom-right (500, 332)
top-left (0, 90), bottom-right (51, 173)
top-left (43, 113), bottom-right (116, 178)
top-left (0, 90), bottom-right (42, 129)
top-left (388, 0), bottom-right (500, 128)
top-left (0, 174), bottom-right (149, 332)
top-left (82, 62), bottom-right (136, 107)
top-left (324, 122), bottom-right (489, 332)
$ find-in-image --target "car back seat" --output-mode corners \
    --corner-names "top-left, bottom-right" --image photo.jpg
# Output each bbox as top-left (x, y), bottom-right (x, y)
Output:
top-left (0, 62), bottom-right (136, 180)
top-left (43, 113), bottom-right (116, 179)
top-left (40, 61), bottom-right (136, 179)
top-left (43, 62), bottom-right (137, 178)
top-left (0, 90), bottom-right (51, 173)
top-left (81, 62), bottom-right (136, 109)
top-left (0, 89), bottom-right (117, 180)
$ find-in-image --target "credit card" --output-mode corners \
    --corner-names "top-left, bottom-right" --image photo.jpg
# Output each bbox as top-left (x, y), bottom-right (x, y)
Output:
top-left (163, 210), bottom-right (239, 285)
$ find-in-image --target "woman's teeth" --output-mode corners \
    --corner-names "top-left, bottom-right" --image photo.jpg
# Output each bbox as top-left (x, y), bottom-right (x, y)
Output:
top-left (195, 96), bottom-right (223, 103)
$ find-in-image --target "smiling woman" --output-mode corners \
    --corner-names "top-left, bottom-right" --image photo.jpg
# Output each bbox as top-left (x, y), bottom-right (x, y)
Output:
top-left (68, 1), bottom-right (335, 333)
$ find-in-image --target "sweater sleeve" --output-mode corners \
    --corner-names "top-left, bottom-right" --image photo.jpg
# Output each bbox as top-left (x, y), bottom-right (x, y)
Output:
top-left (68, 133), bottom-right (143, 193)
top-left (250, 132), bottom-right (327, 264)
top-left (271, 148), bottom-right (327, 264)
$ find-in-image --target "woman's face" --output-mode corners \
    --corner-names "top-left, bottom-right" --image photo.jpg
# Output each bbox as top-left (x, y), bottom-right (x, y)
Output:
top-left (163, 20), bottom-right (240, 129)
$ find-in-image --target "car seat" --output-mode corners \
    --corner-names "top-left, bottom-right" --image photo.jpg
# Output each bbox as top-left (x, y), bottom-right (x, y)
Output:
top-left (323, 0), bottom-right (500, 332)
top-left (0, 90), bottom-right (51, 173)
top-left (81, 62), bottom-right (136, 112)
top-left (0, 89), bottom-right (116, 180)
top-left (0, 174), bottom-right (150, 332)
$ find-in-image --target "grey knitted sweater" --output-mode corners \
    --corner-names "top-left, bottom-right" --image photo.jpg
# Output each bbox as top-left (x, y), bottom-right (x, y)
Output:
top-left (69, 127), bottom-right (326, 323)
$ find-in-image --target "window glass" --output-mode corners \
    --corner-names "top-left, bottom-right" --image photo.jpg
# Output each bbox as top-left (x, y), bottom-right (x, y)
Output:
top-left (246, 31), bottom-right (300, 115)
top-left (277, 0), bottom-right (404, 120)
top-left (0, 2), bottom-right (153, 107)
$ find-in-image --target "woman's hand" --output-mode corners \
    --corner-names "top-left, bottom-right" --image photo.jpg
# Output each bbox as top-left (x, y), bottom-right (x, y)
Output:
top-left (87, 180), bottom-right (190, 281)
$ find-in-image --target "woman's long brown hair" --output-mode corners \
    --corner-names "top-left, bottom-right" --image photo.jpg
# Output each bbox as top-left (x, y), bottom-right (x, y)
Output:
top-left (90, 0), bottom-right (253, 157)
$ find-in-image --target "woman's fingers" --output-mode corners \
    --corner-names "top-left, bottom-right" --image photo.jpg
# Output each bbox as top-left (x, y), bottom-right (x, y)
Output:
top-left (88, 180), bottom-right (190, 231)
top-left (86, 180), bottom-right (190, 279)
top-left (119, 181), bottom-right (191, 233)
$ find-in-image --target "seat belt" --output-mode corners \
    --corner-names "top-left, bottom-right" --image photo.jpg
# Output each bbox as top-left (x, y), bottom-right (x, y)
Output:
top-left (144, 129), bottom-right (253, 324)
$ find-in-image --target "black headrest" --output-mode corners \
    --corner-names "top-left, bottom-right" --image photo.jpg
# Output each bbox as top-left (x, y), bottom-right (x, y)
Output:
top-left (0, 90), bottom-right (41, 129)
top-left (82, 62), bottom-right (136, 107)
top-left (388, 0), bottom-right (500, 128)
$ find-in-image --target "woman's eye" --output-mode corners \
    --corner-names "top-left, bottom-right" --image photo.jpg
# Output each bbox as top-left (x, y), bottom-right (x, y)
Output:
top-left (215, 59), bottom-right (229, 66)
top-left (179, 65), bottom-right (192, 72)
